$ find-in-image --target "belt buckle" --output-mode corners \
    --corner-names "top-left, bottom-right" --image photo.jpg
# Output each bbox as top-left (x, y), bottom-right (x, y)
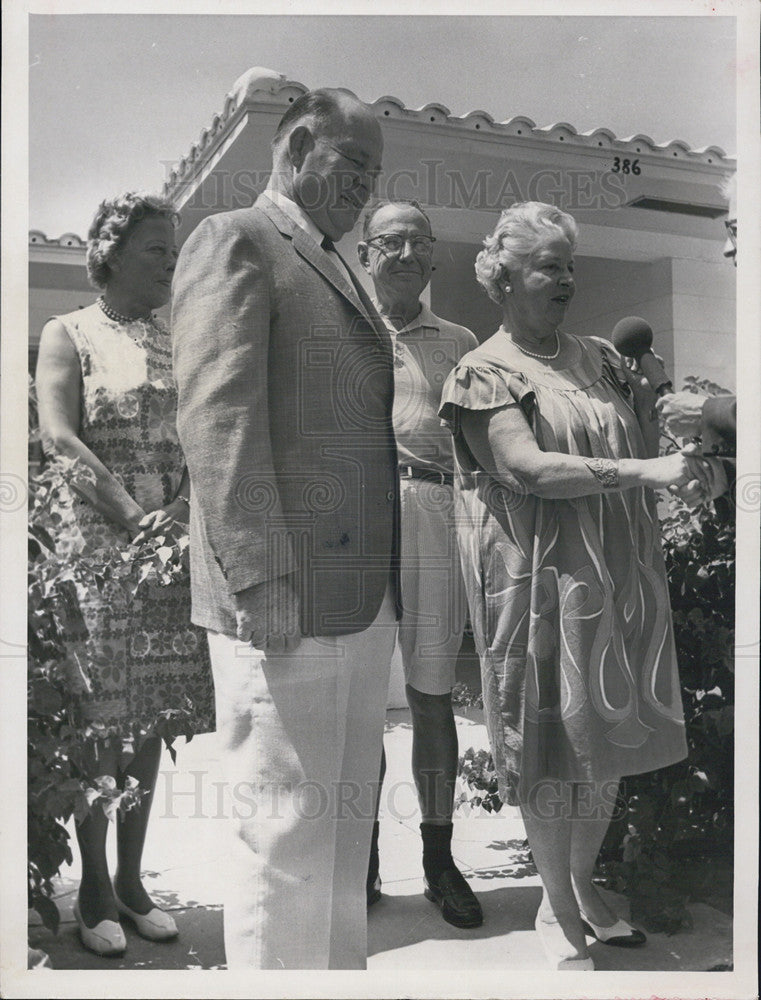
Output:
top-left (399, 466), bottom-right (448, 485)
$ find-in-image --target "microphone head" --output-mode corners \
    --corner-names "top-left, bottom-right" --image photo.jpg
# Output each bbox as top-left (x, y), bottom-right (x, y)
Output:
top-left (611, 316), bottom-right (654, 359)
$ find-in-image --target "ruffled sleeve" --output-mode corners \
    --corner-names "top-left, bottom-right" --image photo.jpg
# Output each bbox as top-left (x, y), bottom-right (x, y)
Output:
top-left (439, 362), bottom-right (535, 434)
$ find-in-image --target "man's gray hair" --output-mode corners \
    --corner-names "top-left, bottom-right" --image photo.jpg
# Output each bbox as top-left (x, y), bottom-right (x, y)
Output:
top-left (362, 199), bottom-right (432, 240)
top-left (271, 87), bottom-right (362, 154)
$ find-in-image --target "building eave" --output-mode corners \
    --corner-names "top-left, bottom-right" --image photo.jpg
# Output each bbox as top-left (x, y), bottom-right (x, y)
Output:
top-left (29, 231), bottom-right (87, 266)
top-left (161, 68), bottom-right (734, 204)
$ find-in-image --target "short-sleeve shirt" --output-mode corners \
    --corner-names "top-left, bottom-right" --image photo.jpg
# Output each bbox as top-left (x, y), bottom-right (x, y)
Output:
top-left (379, 303), bottom-right (477, 475)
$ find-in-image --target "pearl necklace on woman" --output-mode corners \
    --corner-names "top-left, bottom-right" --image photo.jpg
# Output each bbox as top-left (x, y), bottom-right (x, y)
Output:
top-left (504, 327), bottom-right (561, 360)
top-left (97, 295), bottom-right (155, 326)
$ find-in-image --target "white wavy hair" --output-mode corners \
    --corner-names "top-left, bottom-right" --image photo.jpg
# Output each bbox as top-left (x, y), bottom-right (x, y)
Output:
top-left (475, 201), bottom-right (578, 305)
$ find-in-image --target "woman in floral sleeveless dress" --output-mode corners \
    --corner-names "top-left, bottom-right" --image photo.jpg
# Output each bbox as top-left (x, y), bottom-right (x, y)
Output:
top-left (35, 192), bottom-right (214, 956)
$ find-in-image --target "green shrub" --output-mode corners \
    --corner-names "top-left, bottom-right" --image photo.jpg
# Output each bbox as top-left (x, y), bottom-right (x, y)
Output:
top-left (596, 380), bottom-right (734, 932)
top-left (28, 454), bottom-right (195, 933)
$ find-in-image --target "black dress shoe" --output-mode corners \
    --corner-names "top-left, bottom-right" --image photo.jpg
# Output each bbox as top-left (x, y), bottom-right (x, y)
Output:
top-left (366, 874), bottom-right (382, 907)
top-left (423, 868), bottom-right (483, 928)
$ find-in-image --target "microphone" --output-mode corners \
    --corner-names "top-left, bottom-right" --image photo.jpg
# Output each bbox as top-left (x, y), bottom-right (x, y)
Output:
top-left (611, 316), bottom-right (673, 396)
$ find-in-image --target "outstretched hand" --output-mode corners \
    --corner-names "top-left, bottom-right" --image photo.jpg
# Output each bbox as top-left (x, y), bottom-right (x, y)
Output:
top-left (671, 452), bottom-right (728, 506)
top-left (656, 390), bottom-right (707, 438)
top-left (647, 442), bottom-right (710, 495)
top-left (666, 443), bottom-right (715, 505)
top-left (671, 479), bottom-right (706, 506)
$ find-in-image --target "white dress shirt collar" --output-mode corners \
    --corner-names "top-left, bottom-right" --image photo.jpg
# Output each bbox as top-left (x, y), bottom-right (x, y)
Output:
top-left (262, 187), bottom-right (324, 246)
top-left (263, 187), bottom-right (359, 290)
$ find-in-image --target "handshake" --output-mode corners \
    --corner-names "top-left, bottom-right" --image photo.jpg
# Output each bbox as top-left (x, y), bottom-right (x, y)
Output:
top-left (620, 353), bottom-right (731, 508)
top-left (667, 442), bottom-right (728, 507)
top-left (620, 357), bottom-right (729, 508)
top-left (657, 391), bottom-right (729, 507)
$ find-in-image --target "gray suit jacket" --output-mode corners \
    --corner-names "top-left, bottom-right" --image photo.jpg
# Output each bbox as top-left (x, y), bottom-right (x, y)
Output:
top-left (172, 196), bottom-right (400, 637)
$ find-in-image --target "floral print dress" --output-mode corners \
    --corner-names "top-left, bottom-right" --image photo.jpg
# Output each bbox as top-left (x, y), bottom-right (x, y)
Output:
top-left (439, 332), bottom-right (686, 805)
top-left (54, 303), bottom-right (214, 738)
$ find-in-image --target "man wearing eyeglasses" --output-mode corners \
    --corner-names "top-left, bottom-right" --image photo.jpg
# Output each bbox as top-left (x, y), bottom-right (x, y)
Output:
top-left (173, 88), bottom-right (399, 969)
top-left (357, 200), bottom-right (483, 929)
top-left (656, 174), bottom-right (737, 505)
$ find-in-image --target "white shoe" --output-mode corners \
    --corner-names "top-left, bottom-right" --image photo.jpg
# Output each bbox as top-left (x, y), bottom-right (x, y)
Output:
top-left (580, 914), bottom-right (646, 947)
top-left (114, 893), bottom-right (178, 941)
top-left (73, 902), bottom-right (126, 956)
top-left (535, 912), bottom-right (594, 970)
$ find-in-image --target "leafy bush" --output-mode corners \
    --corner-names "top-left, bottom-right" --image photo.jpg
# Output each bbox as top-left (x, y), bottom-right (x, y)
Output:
top-left (454, 378), bottom-right (735, 931)
top-left (454, 747), bottom-right (502, 816)
top-left (596, 379), bottom-right (735, 932)
top-left (28, 454), bottom-right (195, 933)
top-left (593, 492), bottom-right (734, 932)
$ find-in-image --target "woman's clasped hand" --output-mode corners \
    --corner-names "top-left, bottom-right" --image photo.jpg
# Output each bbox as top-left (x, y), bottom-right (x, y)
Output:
top-left (34, 191), bottom-right (214, 956)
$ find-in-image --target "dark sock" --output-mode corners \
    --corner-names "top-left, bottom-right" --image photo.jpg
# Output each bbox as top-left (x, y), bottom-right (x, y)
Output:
top-left (367, 820), bottom-right (380, 886)
top-left (421, 821), bottom-right (455, 883)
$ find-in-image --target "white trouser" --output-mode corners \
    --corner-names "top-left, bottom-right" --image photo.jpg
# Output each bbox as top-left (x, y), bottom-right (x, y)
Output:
top-left (206, 585), bottom-right (396, 969)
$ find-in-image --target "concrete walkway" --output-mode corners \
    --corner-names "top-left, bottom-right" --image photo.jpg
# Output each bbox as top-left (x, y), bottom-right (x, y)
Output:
top-left (28, 704), bottom-right (732, 973)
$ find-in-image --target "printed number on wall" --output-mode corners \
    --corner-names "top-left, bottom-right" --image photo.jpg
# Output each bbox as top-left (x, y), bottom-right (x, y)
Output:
top-left (611, 158), bottom-right (641, 175)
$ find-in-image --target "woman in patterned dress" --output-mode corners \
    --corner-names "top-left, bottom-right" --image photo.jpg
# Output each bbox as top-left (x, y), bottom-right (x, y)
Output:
top-left (439, 203), bottom-right (710, 970)
top-left (35, 192), bottom-right (214, 956)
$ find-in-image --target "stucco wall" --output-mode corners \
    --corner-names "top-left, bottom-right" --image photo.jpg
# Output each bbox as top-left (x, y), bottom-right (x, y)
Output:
top-left (428, 244), bottom-right (734, 392)
top-left (671, 257), bottom-right (736, 392)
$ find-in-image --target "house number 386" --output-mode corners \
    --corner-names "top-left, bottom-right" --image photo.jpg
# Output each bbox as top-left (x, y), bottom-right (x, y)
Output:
top-left (611, 157), bottom-right (641, 175)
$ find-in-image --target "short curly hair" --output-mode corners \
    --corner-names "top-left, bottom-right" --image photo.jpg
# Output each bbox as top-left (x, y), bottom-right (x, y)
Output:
top-left (86, 192), bottom-right (180, 289)
top-left (475, 202), bottom-right (578, 305)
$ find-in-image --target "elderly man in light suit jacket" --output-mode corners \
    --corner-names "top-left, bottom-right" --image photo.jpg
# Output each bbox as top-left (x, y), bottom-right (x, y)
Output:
top-left (172, 88), bottom-right (399, 970)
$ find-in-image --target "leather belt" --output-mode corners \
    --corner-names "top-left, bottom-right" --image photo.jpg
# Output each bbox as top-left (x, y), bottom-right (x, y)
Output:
top-left (399, 465), bottom-right (453, 487)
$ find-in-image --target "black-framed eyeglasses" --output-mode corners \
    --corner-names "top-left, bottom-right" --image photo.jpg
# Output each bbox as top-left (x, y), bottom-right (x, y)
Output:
top-left (366, 234), bottom-right (436, 256)
top-left (724, 220), bottom-right (737, 248)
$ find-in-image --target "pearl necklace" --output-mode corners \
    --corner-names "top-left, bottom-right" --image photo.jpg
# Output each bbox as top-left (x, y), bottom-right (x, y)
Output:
top-left (98, 295), bottom-right (154, 326)
top-left (506, 328), bottom-right (561, 360)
